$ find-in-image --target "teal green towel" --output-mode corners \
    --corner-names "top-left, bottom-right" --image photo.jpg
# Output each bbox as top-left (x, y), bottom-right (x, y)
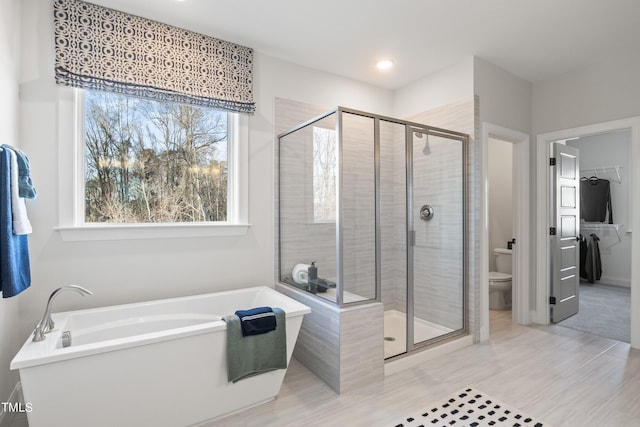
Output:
top-left (223, 307), bottom-right (287, 383)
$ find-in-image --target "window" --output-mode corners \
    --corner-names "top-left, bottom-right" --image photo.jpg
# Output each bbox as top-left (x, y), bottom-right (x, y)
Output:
top-left (312, 126), bottom-right (337, 222)
top-left (83, 89), bottom-right (229, 224)
top-left (53, 0), bottom-right (253, 240)
top-left (55, 87), bottom-right (249, 241)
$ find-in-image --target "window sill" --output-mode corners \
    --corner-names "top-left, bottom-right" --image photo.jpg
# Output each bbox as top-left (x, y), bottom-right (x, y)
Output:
top-left (55, 223), bottom-right (251, 242)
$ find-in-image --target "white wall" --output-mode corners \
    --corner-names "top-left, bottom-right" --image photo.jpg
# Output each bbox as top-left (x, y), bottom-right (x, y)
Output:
top-left (567, 130), bottom-right (632, 287)
top-left (0, 0), bottom-right (22, 404)
top-left (256, 53), bottom-right (393, 118)
top-left (392, 57), bottom-right (474, 118)
top-left (474, 57), bottom-right (532, 134)
top-left (15, 0), bottom-right (392, 351)
top-left (488, 139), bottom-right (513, 272)
top-left (532, 52), bottom-right (640, 135)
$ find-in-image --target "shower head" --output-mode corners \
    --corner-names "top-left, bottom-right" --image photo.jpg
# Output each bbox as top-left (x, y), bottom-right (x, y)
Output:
top-left (414, 130), bottom-right (430, 155)
top-left (422, 135), bottom-right (431, 155)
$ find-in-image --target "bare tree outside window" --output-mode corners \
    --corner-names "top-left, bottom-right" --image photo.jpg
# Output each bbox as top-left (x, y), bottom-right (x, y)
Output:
top-left (312, 127), bottom-right (336, 222)
top-left (84, 90), bottom-right (228, 223)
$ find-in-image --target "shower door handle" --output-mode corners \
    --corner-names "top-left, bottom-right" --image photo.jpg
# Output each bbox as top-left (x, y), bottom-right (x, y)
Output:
top-left (409, 230), bottom-right (416, 246)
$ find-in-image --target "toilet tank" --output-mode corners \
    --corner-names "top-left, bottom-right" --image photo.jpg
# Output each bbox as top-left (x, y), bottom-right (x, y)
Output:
top-left (493, 248), bottom-right (513, 274)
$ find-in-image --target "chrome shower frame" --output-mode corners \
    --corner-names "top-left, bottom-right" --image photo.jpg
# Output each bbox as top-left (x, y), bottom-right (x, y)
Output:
top-left (277, 106), bottom-right (470, 352)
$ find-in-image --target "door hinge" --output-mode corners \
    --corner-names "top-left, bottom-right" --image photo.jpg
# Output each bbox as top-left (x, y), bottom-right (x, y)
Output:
top-left (550, 227), bottom-right (556, 236)
top-left (550, 296), bottom-right (556, 305)
top-left (550, 157), bottom-right (556, 166)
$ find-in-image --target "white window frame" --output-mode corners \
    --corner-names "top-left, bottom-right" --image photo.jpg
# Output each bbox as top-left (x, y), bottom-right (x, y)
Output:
top-left (55, 87), bottom-right (249, 241)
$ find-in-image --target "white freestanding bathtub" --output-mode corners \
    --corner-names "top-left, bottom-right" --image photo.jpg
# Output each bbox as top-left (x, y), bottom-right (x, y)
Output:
top-left (11, 286), bottom-right (311, 427)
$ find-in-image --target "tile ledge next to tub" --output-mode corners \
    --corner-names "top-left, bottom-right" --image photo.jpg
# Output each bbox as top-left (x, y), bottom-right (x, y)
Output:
top-left (55, 223), bottom-right (251, 241)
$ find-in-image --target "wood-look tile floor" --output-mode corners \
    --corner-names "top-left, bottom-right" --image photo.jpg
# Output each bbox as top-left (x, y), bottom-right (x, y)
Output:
top-left (8, 311), bottom-right (640, 426)
top-left (203, 310), bottom-right (640, 427)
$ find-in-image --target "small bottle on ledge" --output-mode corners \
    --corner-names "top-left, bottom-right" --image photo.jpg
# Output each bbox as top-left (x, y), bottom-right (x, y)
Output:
top-left (308, 262), bottom-right (318, 294)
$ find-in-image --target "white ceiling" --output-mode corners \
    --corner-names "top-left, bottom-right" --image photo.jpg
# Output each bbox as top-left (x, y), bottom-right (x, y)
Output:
top-left (91, 0), bottom-right (640, 90)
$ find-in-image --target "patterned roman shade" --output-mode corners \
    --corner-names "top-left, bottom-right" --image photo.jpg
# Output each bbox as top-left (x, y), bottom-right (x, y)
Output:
top-left (53, 0), bottom-right (255, 114)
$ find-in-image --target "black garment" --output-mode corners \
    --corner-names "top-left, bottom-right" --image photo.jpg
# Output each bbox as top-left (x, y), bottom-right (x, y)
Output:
top-left (584, 233), bottom-right (602, 283)
top-left (579, 234), bottom-right (588, 280)
top-left (580, 177), bottom-right (613, 223)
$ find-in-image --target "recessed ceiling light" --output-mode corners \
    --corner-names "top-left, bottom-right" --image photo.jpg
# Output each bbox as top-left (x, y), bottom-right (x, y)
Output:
top-left (376, 60), bottom-right (394, 71)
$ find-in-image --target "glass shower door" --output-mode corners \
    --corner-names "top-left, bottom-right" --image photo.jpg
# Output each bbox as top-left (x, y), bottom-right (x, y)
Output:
top-left (409, 128), bottom-right (466, 348)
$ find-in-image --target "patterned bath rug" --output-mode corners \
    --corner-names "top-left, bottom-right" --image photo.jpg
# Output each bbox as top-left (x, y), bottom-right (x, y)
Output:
top-left (394, 387), bottom-right (549, 427)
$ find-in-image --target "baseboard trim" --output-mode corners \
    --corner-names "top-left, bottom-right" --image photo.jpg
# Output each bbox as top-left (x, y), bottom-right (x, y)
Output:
top-left (597, 276), bottom-right (631, 288)
top-left (0, 382), bottom-right (22, 427)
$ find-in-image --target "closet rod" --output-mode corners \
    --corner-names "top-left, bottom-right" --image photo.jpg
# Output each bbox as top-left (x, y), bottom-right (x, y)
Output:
top-left (581, 223), bottom-right (622, 248)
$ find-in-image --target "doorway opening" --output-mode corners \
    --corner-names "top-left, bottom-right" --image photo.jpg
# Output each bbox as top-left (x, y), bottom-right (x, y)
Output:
top-left (480, 123), bottom-right (530, 342)
top-left (554, 130), bottom-right (631, 341)
top-left (535, 117), bottom-right (640, 348)
top-left (488, 138), bottom-right (514, 314)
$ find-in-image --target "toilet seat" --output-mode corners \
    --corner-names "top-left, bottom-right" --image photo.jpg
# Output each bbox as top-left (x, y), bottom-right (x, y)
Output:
top-left (488, 271), bottom-right (511, 282)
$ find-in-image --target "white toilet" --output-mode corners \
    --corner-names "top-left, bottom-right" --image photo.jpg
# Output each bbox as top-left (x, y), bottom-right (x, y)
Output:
top-left (489, 248), bottom-right (512, 310)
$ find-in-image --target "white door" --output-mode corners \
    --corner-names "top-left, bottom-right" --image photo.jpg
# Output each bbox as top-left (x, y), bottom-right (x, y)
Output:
top-left (550, 143), bottom-right (580, 322)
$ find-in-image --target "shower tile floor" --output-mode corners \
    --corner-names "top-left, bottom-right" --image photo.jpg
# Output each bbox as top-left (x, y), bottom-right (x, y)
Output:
top-left (384, 309), bottom-right (454, 358)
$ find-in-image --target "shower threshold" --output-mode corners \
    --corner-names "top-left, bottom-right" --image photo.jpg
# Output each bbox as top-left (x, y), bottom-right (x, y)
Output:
top-left (383, 309), bottom-right (454, 359)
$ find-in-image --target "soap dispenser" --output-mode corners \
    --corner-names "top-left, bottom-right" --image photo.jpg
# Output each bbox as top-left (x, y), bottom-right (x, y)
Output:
top-left (308, 262), bottom-right (318, 294)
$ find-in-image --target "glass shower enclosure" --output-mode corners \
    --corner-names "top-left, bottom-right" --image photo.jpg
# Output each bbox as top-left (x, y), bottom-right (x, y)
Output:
top-left (277, 107), bottom-right (468, 359)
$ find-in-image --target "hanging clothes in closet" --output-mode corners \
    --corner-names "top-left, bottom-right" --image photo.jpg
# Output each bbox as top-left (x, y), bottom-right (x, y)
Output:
top-left (0, 145), bottom-right (34, 298)
top-left (579, 234), bottom-right (587, 280)
top-left (580, 176), bottom-right (613, 223)
top-left (580, 233), bottom-right (602, 284)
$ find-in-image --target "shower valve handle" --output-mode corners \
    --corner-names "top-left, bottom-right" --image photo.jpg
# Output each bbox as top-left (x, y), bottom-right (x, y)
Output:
top-left (420, 205), bottom-right (434, 221)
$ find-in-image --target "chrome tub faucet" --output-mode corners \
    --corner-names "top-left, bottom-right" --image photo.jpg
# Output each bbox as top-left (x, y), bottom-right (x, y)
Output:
top-left (32, 285), bottom-right (93, 342)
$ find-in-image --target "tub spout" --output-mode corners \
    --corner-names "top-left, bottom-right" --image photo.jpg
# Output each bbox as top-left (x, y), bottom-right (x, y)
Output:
top-left (32, 285), bottom-right (93, 342)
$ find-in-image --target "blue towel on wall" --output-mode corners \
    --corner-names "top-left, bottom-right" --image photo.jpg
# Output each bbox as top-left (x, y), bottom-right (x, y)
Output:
top-left (223, 307), bottom-right (287, 383)
top-left (234, 306), bottom-right (276, 336)
top-left (0, 149), bottom-right (31, 298)
top-left (1, 145), bottom-right (36, 199)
